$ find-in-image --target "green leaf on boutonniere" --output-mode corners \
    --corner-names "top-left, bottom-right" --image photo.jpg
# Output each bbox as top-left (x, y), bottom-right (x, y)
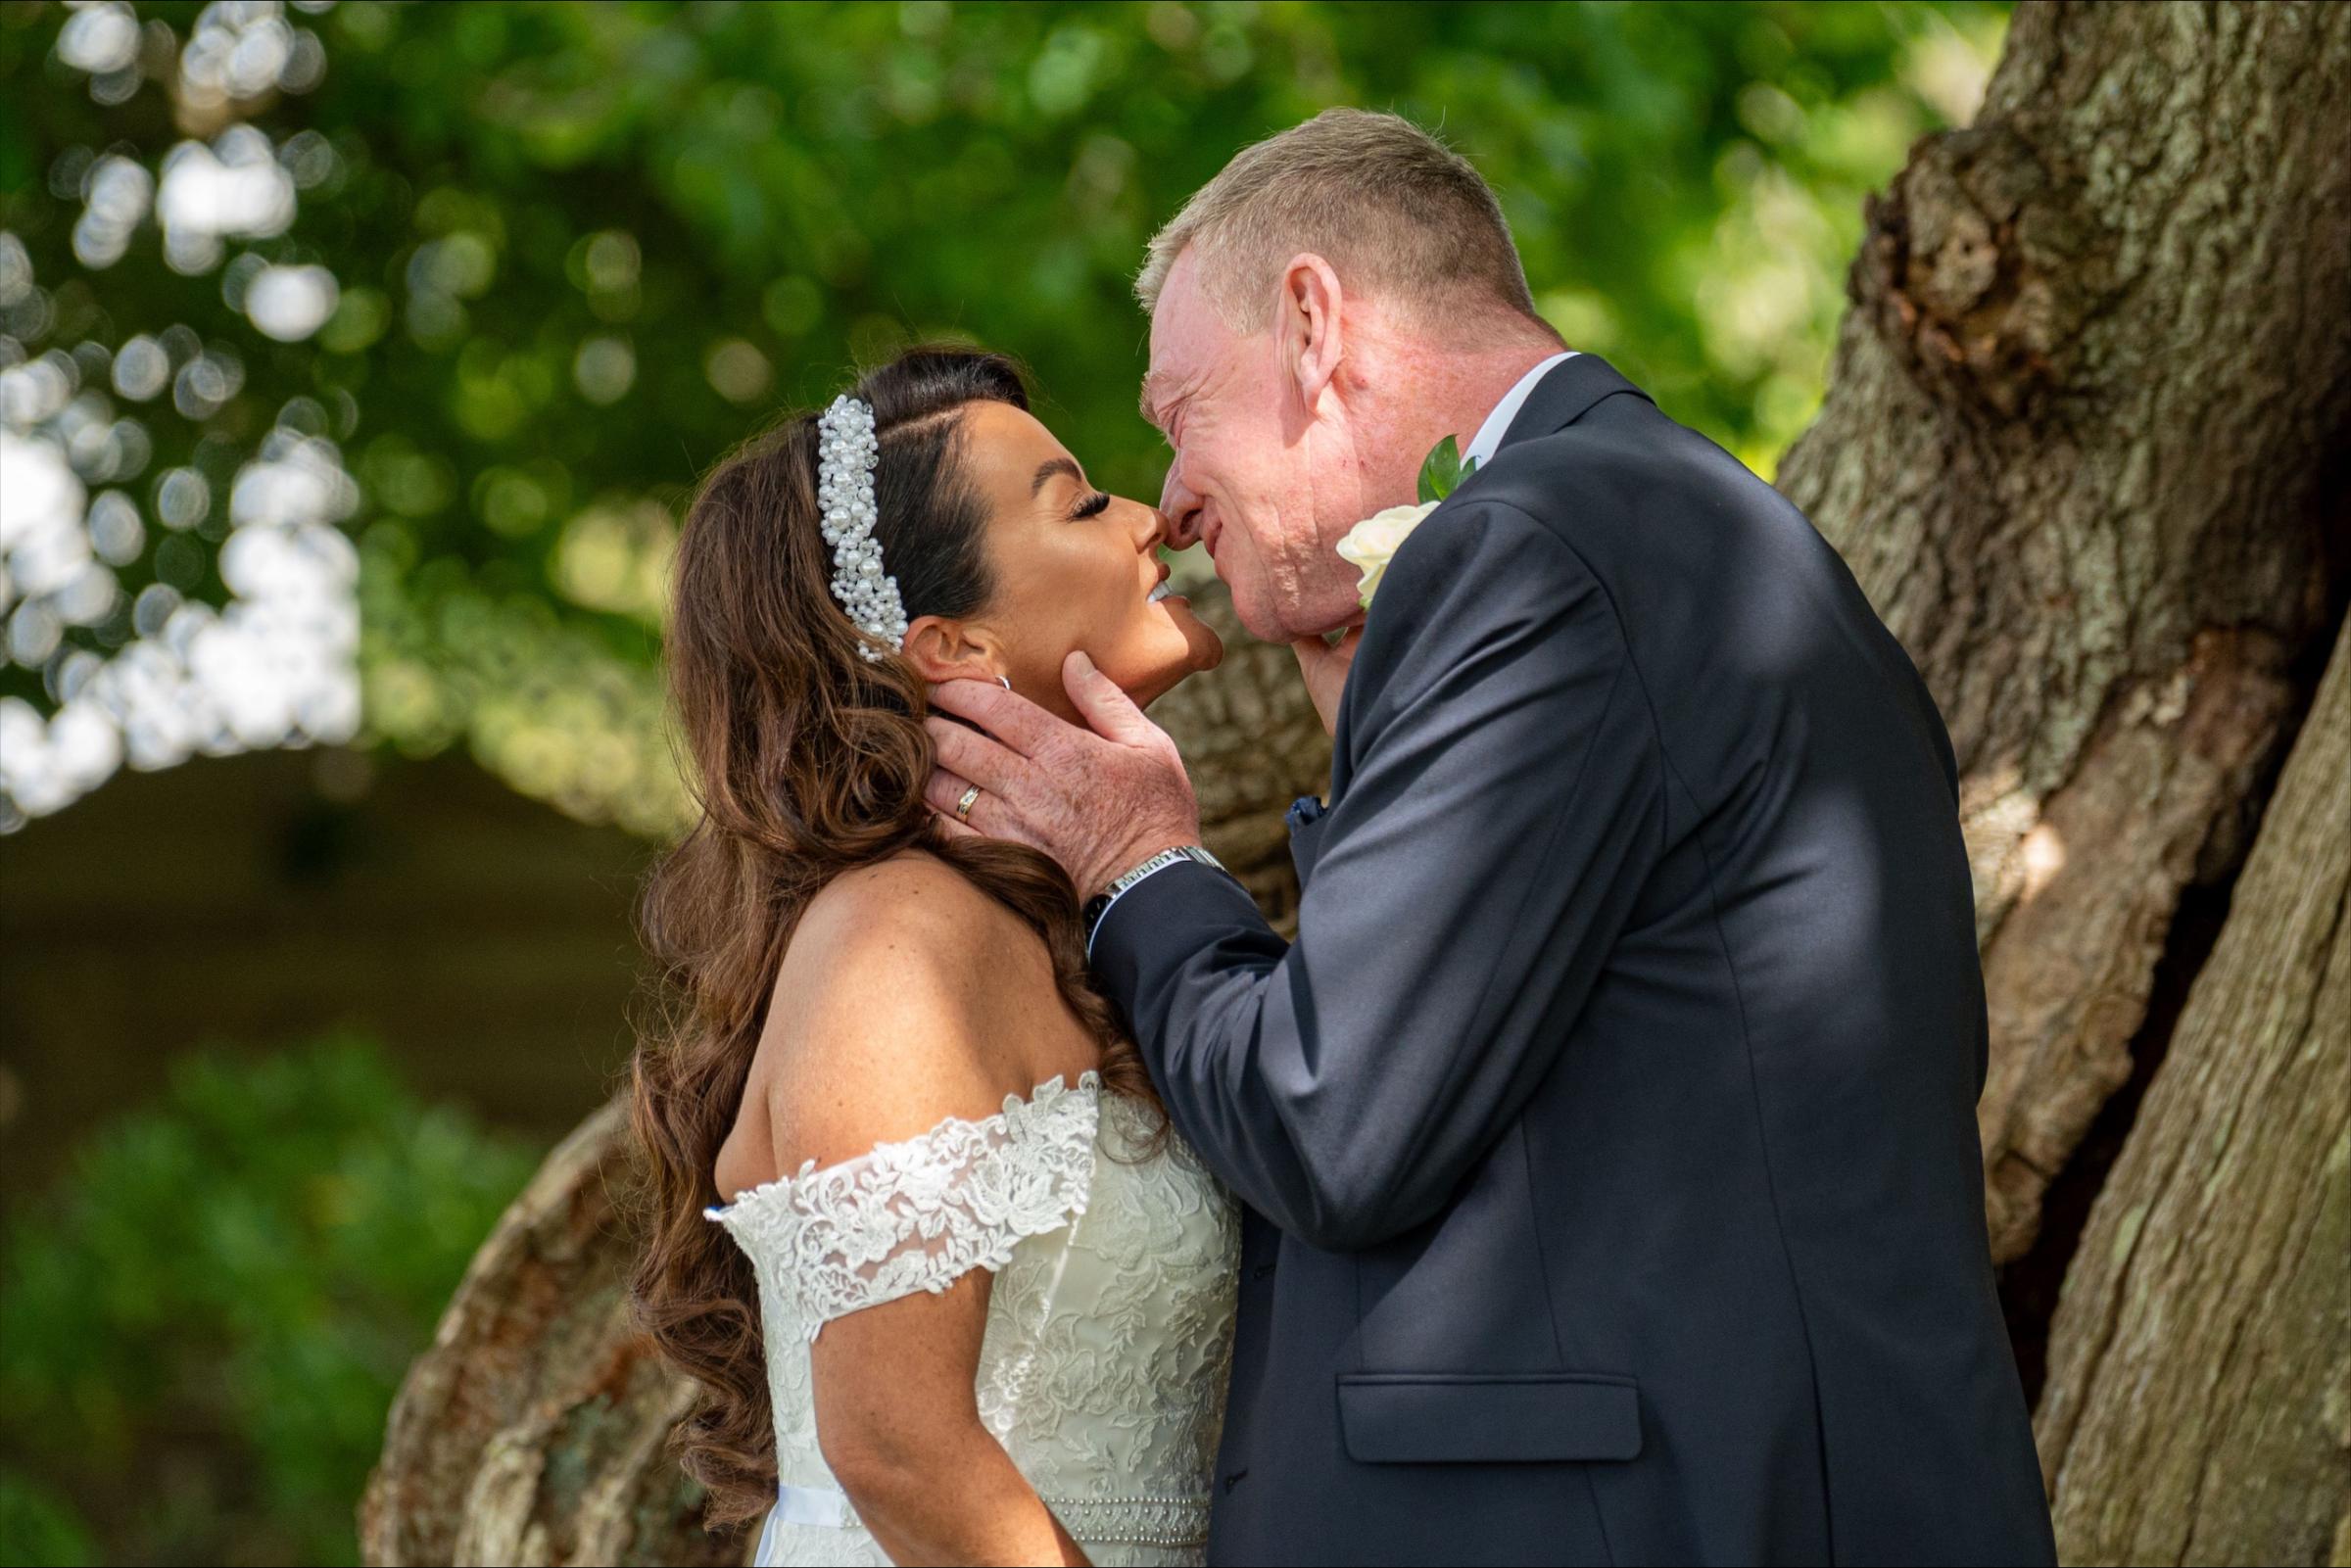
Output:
top-left (1416, 434), bottom-right (1477, 504)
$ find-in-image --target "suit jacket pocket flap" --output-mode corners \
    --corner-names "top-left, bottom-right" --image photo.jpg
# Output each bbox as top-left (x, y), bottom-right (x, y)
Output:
top-left (1337, 1372), bottom-right (1641, 1463)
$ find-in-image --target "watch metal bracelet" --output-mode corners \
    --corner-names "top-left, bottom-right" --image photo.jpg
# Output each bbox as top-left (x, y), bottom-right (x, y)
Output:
top-left (1083, 845), bottom-right (1227, 947)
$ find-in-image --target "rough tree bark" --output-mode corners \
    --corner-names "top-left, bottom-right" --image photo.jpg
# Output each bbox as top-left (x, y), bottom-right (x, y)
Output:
top-left (2032, 615), bottom-right (2350, 1566)
top-left (358, 1100), bottom-right (739, 1568)
top-left (366, 4), bottom-right (2351, 1562)
top-left (1775, 0), bottom-right (2351, 1264)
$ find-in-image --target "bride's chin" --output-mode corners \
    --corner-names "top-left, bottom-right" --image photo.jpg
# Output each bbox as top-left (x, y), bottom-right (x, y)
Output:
top-left (1105, 611), bottom-right (1224, 707)
top-left (1124, 643), bottom-right (1221, 710)
top-left (1192, 633), bottom-right (1224, 674)
top-left (1170, 601), bottom-right (1223, 674)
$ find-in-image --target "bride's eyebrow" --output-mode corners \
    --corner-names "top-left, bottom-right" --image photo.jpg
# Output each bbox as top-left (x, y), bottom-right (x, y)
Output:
top-left (1030, 457), bottom-right (1083, 497)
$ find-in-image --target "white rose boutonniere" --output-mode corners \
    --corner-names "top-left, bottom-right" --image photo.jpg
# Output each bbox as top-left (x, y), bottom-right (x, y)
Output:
top-left (1336, 501), bottom-right (1435, 610)
top-left (1334, 435), bottom-right (1477, 610)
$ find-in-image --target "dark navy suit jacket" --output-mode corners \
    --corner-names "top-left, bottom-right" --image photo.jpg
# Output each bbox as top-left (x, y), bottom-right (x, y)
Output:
top-left (1091, 357), bottom-right (2055, 1565)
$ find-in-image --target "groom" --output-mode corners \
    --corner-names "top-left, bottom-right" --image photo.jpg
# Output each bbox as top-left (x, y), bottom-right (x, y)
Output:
top-left (927, 109), bottom-right (2054, 1565)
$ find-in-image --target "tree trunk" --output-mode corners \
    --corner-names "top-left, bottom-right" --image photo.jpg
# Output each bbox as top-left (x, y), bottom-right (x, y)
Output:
top-left (2031, 613), bottom-right (2351, 1566)
top-left (358, 1101), bottom-right (743, 1568)
top-left (358, 587), bottom-right (1329, 1565)
top-left (367, 5), bottom-right (2351, 1561)
top-left (1775, 0), bottom-right (2351, 1263)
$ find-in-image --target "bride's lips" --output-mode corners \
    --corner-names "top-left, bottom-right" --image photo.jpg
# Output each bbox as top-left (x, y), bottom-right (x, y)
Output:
top-left (1147, 563), bottom-right (1181, 604)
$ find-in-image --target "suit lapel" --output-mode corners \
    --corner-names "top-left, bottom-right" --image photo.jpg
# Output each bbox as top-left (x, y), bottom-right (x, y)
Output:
top-left (1296, 356), bottom-right (1653, 896)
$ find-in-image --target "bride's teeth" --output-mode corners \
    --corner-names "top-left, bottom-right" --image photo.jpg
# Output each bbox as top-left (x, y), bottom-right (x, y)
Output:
top-left (1148, 582), bottom-right (1173, 603)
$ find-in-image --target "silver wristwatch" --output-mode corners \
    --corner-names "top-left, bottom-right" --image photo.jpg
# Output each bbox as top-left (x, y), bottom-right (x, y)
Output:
top-left (1082, 845), bottom-right (1227, 945)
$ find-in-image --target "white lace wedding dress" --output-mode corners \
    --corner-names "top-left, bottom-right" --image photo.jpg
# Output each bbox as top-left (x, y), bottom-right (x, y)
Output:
top-left (706, 1071), bottom-right (1240, 1566)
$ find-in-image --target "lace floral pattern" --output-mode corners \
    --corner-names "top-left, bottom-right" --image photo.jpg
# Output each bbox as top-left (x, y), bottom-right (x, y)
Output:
top-left (708, 1072), bottom-right (1241, 1568)
top-left (709, 1072), bottom-right (1101, 1336)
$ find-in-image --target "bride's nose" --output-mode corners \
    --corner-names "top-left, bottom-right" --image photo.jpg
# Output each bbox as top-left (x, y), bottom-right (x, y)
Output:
top-left (1133, 500), bottom-right (1173, 553)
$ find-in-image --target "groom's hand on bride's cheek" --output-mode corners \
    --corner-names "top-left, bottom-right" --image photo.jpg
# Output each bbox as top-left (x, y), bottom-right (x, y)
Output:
top-left (922, 653), bottom-right (1202, 899)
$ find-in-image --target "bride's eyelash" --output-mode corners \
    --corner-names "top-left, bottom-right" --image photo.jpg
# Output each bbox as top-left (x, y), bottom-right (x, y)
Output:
top-left (1071, 492), bottom-right (1112, 521)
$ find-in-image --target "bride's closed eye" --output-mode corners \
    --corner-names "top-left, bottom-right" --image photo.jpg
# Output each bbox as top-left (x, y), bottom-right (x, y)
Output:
top-left (1069, 491), bottom-right (1112, 521)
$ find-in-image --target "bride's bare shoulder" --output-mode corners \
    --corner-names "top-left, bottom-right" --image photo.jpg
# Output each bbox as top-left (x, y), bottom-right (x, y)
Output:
top-left (787, 853), bottom-right (1043, 1006)
top-left (749, 851), bottom-right (1079, 1176)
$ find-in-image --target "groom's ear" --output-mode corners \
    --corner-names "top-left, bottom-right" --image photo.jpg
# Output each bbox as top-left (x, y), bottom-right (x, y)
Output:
top-left (901, 616), bottom-right (1003, 687)
top-left (1279, 253), bottom-right (1346, 408)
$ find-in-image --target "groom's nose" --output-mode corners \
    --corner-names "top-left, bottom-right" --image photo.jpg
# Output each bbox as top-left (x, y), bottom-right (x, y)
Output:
top-left (1160, 465), bottom-right (1205, 548)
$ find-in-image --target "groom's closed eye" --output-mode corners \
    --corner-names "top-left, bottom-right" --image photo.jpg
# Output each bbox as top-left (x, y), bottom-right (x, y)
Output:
top-left (1140, 376), bottom-right (1191, 447)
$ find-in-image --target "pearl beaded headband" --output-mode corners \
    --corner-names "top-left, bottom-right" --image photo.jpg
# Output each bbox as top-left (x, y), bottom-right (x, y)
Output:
top-left (815, 395), bottom-right (908, 662)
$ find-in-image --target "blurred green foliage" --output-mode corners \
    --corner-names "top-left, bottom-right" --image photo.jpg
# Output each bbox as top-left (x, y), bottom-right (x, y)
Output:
top-left (2, 0), bottom-right (2002, 829)
top-left (0, 1039), bottom-right (536, 1566)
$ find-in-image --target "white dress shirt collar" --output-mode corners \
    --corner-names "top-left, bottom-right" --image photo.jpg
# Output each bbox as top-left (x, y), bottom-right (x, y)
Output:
top-left (1463, 351), bottom-right (1577, 471)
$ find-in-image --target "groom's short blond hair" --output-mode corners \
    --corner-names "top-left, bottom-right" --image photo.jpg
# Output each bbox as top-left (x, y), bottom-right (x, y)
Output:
top-left (1137, 108), bottom-right (1543, 336)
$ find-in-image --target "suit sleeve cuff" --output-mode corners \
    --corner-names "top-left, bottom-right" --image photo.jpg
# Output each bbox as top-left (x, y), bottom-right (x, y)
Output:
top-left (1085, 856), bottom-right (1266, 1007)
top-left (1083, 855), bottom-right (1198, 961)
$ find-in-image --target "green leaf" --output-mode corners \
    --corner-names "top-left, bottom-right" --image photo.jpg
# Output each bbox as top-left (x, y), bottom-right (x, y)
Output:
top-left (1418, 436), bottom-right (1454, 503)
top-left (0, 0), bottom-right (2004, 828)
top-left (1417, 435), bottom-right (1476, 504)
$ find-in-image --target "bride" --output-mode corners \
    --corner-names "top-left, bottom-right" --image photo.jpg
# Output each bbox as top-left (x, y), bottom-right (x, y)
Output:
top-left (629, 347), bottom-right (1239, 1566)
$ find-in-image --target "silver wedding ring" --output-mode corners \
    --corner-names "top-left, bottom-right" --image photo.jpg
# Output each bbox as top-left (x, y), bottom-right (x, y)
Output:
top-left (953, 784), bottom-right (982, 823)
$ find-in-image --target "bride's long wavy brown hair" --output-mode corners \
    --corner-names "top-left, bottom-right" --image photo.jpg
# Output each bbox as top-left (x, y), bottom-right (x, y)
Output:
top-left (630, 347), bottom-right (1156, 1529)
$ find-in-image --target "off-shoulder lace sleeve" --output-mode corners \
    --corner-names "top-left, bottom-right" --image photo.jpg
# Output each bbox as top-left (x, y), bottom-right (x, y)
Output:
top-left (707, 1072), bottom-right (1098, 1335)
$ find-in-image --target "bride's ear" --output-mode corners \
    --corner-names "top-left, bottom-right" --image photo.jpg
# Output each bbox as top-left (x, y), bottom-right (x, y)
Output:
top-left (900, 615), bottom-right (1004, 687)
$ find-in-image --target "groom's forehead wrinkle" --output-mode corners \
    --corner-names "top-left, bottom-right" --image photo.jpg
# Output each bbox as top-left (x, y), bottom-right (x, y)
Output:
top-left (1141, 371), bottom-right (1199, 440)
